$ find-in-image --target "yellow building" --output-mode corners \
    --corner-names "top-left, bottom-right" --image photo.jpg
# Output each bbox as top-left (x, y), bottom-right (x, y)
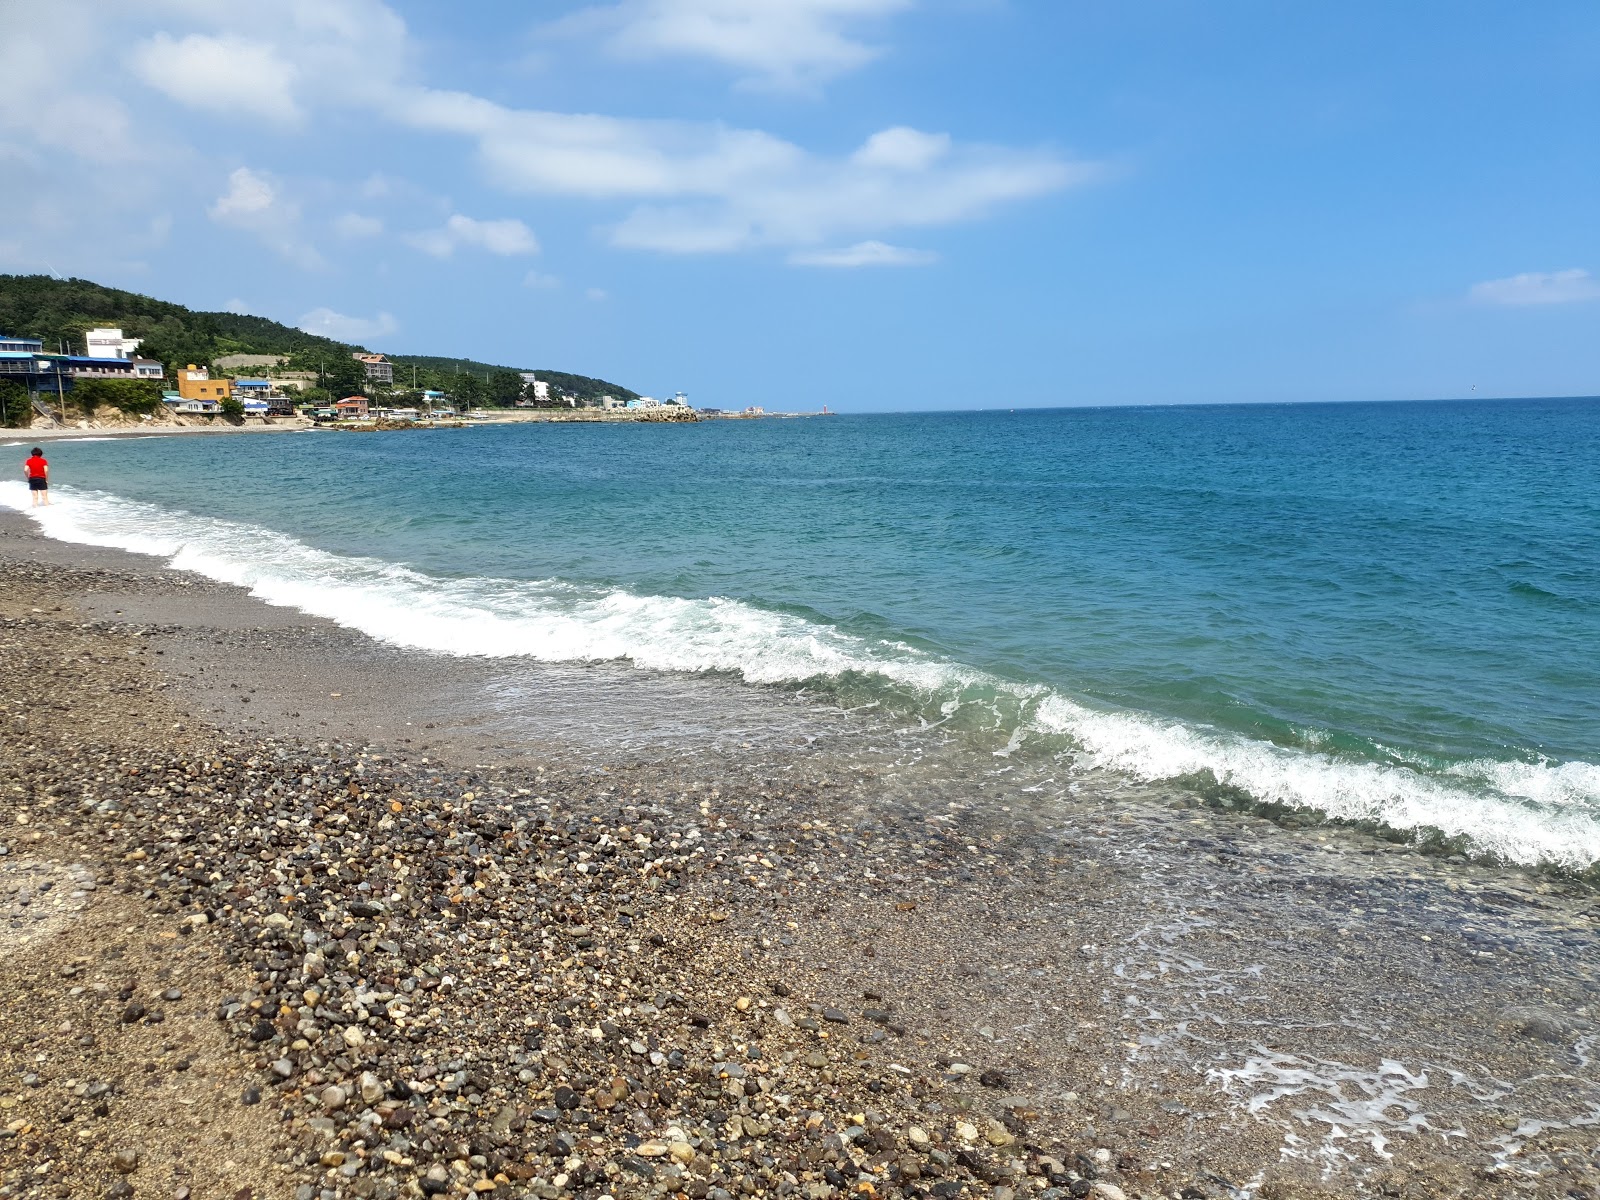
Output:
top-left (176, 364), bottom-right (232, 403)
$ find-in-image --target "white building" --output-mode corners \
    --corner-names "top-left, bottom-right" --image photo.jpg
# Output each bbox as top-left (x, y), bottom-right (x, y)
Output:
top-left (84, 327), bottom-right (142, 359)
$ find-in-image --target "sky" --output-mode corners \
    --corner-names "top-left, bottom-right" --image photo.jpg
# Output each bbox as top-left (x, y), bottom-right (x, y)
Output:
top-left (1, 0), bottom-right (1597, 412)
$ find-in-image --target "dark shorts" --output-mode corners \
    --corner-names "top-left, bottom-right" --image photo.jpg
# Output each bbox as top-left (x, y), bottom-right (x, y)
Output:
top-left (28, 477), bottom-right (47, 491)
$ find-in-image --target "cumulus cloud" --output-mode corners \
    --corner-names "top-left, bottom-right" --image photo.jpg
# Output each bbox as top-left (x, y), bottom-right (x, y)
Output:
top-left (404, 213), bottom-right (541, 257)
top-left (297, 307), bottom-right (398, 342)
top-left (586, 287), bottom-right (609, 302)
top-left (334, 213), bottom-right (384, 238)
top-left (395, 93), bottom-right (1088, 255)
top-left (1468, 268), bottom-right (1600, 307)
top-left (208, 166), bottom-right (277, 222)
top-left (788, 240), bottom-right (936, 267)
top-left (208, 167), bottom-right (324, 269)
top-left (131, 32), bottom-right (302, 123)
top-left (0, 0), bottom-right (1098, 272)
top-left (554, 0), bottom-right (912, 90)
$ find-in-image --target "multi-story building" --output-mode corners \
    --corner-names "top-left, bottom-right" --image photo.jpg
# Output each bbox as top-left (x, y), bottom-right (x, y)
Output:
top-left (83, 327), bottom-right (142, 359)
top-left (353, 353), bottom-right (393, 386)
top-left (176, 364), bottom-right (232, 403)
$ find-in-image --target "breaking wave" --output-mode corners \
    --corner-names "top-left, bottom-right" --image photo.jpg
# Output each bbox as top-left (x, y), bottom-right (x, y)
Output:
top-left (5, 480), bottom-right (1598, 872)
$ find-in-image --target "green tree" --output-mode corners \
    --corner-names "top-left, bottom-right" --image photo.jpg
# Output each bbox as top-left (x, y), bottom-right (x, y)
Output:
top-left (453, 373), bottom-right (487, 410)
top-left (0, 379), bottom-right (29, 428)
top-left (221, 396), bottom-right (245, 421)
top-left (299, 386), bottom-right (331, 406)
top-left (71, 378), bottom-right (164, 416)
top-left (488, 369), bottom-right (524, 407)
top-left (322, 354), bottom-right (369, 398)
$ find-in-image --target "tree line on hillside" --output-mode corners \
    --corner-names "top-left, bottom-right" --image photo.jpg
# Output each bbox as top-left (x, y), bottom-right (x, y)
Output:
top-left (0, 275), bottom-right (353, 370)
top-left (0, 275), bottom-right (642, 410)
top-left (0, 376), bottom-right (193, 426)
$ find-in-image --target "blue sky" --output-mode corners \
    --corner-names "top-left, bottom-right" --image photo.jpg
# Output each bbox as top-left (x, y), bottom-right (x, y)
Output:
top-left (1, 1), bottom-right (1597, 411)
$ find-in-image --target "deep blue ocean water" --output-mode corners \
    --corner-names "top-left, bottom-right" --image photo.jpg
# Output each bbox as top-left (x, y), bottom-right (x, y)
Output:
top-left (7, 398), bottom-right (1599, 869)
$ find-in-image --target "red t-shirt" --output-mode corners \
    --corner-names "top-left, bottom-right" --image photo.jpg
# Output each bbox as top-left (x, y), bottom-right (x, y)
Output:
top-left (24, 455), bottom-right (47, 478)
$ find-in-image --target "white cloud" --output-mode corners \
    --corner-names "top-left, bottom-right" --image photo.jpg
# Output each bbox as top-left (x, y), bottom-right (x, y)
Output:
top-left (586, 287), bottom-right (609, 302)
top-left (788, 240), bottom-right (936, 267)
top-left (523, 270), bottom-right (562, 289)
top-left (297, 307), bottom-right (398, 343)
top-left (131, 32), bottom-right (302, 124)
top-left (207, 166), bottom-right (324, 269)
top-left (602, 128), bottom-right (1085, 254)
top-left (404, 213), bottom-right (541, 257)
top-left (554, 0), bottom-right (912, 90)
top-left (1468, 268), bottom-right (1600, 307)
top-left (209, 166), bottom-right (277, 221)
top-left (0, 0), bottom-right (1098, 273)
top-left (225, 298), bottom-right (251, 314)
top-left (852, 127), bottom-right (950, 171)
top-left (396, 93), bottom-right (1089, 255)
top-left (335, 212), bottom-right (384, 238)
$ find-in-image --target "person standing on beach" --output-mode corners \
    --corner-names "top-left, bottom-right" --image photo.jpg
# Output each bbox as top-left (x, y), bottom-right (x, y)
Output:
top-left (23, 447), bottom-right (48, 506)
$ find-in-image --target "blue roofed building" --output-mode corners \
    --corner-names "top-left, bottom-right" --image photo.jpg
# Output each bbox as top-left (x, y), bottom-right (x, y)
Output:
top-left (233, 378), bottom-right (272, 414)
top-left (0, 336), bottom-right (73, 400)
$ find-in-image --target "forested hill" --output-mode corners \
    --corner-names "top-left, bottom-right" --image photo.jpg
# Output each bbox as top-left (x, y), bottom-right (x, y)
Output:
top-left (387, 356), bottom-right (640, 404)
top-left (0, 275), bottom-right (349, 370)
top-left (0, 275), bottom-right (639, 401)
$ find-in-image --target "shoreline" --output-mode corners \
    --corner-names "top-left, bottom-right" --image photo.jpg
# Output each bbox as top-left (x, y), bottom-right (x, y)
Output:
top-left (3, 511), bottom-right (1600, 1199)
top-left (5, 419), bottom-right (318, 443)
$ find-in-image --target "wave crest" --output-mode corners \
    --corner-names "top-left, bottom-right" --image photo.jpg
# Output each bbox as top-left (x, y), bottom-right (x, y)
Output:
top-left (5, 480), bottom-right (1597, 871)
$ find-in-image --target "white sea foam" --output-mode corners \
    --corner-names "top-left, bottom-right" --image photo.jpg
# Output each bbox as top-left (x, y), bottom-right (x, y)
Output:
top-left (1031, 693), bottom-right (1600, 868)
top-left (5, 480), bottom-right (1598, 870)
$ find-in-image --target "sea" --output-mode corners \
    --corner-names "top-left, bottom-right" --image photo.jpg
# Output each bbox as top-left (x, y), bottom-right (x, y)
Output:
top-left (5, 398), bottom-right (1599, 876)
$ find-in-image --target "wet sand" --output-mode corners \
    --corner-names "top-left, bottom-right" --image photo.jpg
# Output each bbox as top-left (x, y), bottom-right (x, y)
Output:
top-left (2, 511), bottom-right (1598, 1200)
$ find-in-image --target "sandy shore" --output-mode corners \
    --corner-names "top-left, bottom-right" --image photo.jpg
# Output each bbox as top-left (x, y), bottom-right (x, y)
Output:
top-left (2, 512), bottom-right (1598, 1200)
top-left (8, 419), bottom-right (317, 443)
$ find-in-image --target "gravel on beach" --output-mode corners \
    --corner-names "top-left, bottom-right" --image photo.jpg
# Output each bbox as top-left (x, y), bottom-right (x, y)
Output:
top-left (3, 516), bottom-right (1600, 1200)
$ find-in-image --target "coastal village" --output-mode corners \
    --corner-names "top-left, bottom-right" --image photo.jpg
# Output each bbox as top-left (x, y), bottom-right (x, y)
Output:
top-left (0, 326), bottom-right (770, 429)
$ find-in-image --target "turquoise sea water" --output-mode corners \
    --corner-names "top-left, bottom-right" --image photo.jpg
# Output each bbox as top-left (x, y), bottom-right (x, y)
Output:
top-left (6, 399), bottom-right (1599, 869)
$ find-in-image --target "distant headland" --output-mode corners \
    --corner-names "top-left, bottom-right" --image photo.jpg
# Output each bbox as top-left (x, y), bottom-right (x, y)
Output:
top-left (0, 275), bottom-right (726, 431)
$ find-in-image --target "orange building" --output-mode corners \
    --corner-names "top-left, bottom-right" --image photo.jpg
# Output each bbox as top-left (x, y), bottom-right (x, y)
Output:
top-left (176, 364), bottom-right (233, 403)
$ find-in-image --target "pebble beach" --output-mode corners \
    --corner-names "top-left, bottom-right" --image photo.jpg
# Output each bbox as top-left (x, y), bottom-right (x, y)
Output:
top-left (3, 512), bottom-right (1600, 1200)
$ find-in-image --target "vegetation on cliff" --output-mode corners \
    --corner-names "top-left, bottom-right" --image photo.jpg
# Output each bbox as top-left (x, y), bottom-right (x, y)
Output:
top-left (0, 276), bottom-right (639, 403)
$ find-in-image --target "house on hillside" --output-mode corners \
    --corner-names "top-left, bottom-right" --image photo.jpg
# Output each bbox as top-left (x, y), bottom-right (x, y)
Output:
top-left (77, 326), bottom-right (163, 379)
top-left (162, 389), bottom-right (219, 415)
top-left (84, 327), bottom-right (142, 359)
top-left (62, 356), bottom-right (134, 379)
top-left (0, 334), bottom-right (72, 398)
top-left (232, 378), bottom-right (272, 401)
top-left (352, 353), bottom-right (393, 386)
top-left (176, 364), bottom-right (232, 403)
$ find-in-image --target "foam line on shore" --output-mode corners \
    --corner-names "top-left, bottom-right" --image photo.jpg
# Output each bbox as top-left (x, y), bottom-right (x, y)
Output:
top-left (5, 480), bottom-right (1598, 871)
